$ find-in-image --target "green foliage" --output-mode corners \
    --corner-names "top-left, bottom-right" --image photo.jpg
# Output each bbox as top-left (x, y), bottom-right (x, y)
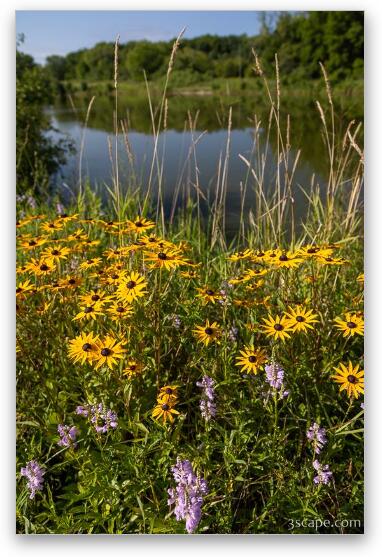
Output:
top-left (44, 12), bottom-right (363, 85)
top-left (16, 40), bottom-right (73, 196)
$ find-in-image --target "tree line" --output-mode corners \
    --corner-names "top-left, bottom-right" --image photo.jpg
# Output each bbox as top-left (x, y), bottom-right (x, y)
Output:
top-left (45, 11), bottom-right (363, 85)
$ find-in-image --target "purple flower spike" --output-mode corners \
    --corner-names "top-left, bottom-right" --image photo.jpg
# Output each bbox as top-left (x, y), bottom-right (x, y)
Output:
top-left (313, 460), bottom-right (333, 485)
top-left (307, 423), bottom-right (327, 454)
top-left (196, 376), bottom-right (216, 421)
top-left (57, 424), bottom-right (79, 448)
top-left (20, 460), bottom-right (45, 499)
top-left (265, 362), bottom-right (285, 389)
top-left (167, 458), bottom-right (208, 533)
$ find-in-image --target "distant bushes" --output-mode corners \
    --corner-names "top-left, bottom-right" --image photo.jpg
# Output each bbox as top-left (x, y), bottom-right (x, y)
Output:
top-left (43, 12), bottom-right (363, 85)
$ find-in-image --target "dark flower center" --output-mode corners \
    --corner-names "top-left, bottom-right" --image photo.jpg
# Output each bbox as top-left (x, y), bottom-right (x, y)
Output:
top-left (16, 287), bottom-right (22, 293)
top-left (129, 364), bottom-right (137, 371)
top-left (269, 253), bottom-right (276, 258)
top-left (257, 251), bottom-right (265, 257)
top-left (158, 252), bottom-right (167, 260)
top-left (87, 259), bottom-right (94, 264)
top-left (111, 274), bottom-right (119, 280)
top-left (52, 283), bottom-right (59, 288)
top-left (91, 294), bottom-right (100, 301)
top-left (126, 280), bottom-right (136, 289)
top-left (51, 250), bottom-right (60, 255)
top-left (347, 321), bottom-right (357, 329)
top-left (325, 257), bottom-right (333, 262)
top-left (101, 348), bottom-right (112, 357)
top-left (82, 343), bottom-right (92, 352)
top-left (279, 255), bottom-right (288, 261)
top-left (68, 278), bottom-right (76, 284)
top-left (48, 223), bottom-right (55, 228)
top-left (307, 248), bottom-right (318, 254)
top-left (274, 324), bottom-right (284, 331)
top-left (206, 289), bottom-right (215, 296)
top-left (238, 252), bottom-right (244, 257)
top-left (248, 355), bottom-right (257, 363)
top-left (107, 221), bottom-right (114, 226)
top-left (59, 213), bottom-right (68, 218)
top-left (205, 327), bottom-right (213, 335)
top-left (135, 221), bottom-right (143, 227)
top-left (296, 316), bottom-right (305, 322)
top-left (16, 220), bottom-right (20, 226)
top-left (116, 306), bottom-right (125, 313)
top-left (114, 250), bottom-right (120, 255)
top-left (165, 388), bottom-right (173, 394)
top-left (347, 374), bottom-right (357, 384)
top-left (40, 264), bottom-right (49, 271)
top-left (148, 237), bottom-right (156, 243)
top-left (84, 306), bottom-right (93, 314)
top-left (28, 240), bottom-right (37, 246)
top-left (161, 403), bottom-right (169, 411)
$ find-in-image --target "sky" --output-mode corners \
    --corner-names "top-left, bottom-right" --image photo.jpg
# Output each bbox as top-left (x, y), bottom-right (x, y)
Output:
top-left (16, 11), bottom-right (265, 64)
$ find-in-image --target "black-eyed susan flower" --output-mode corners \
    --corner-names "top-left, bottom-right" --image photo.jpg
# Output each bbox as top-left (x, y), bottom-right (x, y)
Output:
top-left (103, 247), bottom-right (128, 260)
top-left (228, 274), bottom-right (252, 286)
top-left (68, 331), bottom-right (100, 365)
top-left (260, 314), bottom-right (294, 341)
top-left (144, 248), bottom-right (185, 271)
top-left (127, 216), bottom-right (155, 233)
top-left (334, 312), bottom-right (364, 337)
top-left (79, 257), bottom-right (102, 270)
top-left (56, 212), bottom-right (79, 223)
top-left (193, 320), bottom-right (220, 346)
top-left (26, 258), bottom-right (56, 276)
top-left (196, 287), bottom-right (221, 305)
top-left (40, 220), bottom-right (64, 234)
top-left (152, 401), bottom-right (179, 424)
top-left (116, 271), bottom-right (148, 303)
top-left (331, 361), bottom-right (364, 399)
top-left (317, 256), bottom-right (347, 266)
top-left (41, 244), bottom-right (71, 263)
top-left (180, 269), bottom-right (199, 279)
top-left (139, 234), bottom-right (163, 247)
top-left (298, 245), bottom-right (333, 258)
top-left (73, 301), bottom-right (105, 322)
top-left (245, 268), bottom-right (268, 279)
top-left (19, 236), bottom-right (48, 250)
top-left (93, 335), bottom-right (126, 370)
top-left (59, 275), bottom-right (83, 289)
top-left (65, 229), bottom-right (88, 242)
top-left (80, 237), bottom-right (101, 248)
top-left (79, 289), bottom-right (110, 306)
top-left (284, 305), bottom-right (319, 332)
top-left (157, 385), bottom-right (179, 404)
top-left (228, 249), bottom-right (254, 261)
top-left (108, 301), bottom-right (133, 321)
top-left (103, 269), bottom-right (127, 285)
top-left (235, 346), bottom-right (268, 375)
top-left (271, 251), bottom-right (304, 269)
top-left (16, 279), bottom-right (35, 298)
top-left (123, 359), bottom-right (144, 378)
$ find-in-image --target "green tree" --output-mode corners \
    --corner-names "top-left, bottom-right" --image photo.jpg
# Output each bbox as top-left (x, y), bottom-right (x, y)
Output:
top-left (16, 38), bottom-right (72, 196)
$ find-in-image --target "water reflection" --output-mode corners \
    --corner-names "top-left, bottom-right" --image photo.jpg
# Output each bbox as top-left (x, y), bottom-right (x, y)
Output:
top-left (49, 92), bottom-right (362, 236)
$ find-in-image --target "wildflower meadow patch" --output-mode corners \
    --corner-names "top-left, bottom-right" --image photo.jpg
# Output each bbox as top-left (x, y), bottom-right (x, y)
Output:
top-left (16, 15), bottom-right (364, 534)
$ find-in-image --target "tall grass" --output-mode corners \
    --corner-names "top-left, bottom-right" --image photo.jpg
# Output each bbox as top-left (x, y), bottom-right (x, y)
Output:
top-left (69, 34), bottom-right (363, 252)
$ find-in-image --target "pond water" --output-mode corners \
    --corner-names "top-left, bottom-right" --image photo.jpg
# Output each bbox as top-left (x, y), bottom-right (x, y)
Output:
top-left (48, 92), bottom-right (361, 236)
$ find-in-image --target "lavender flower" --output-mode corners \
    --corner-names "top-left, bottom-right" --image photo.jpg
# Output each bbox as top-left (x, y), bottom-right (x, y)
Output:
top-left (196, 376), bottom-right (216, 421)
top-left (228, 326), bottom-right (238, 342)
top-left (167, 458), bottom-right (208, 533)
top-left (265, 362), bottom-right (284, 389)
top-left (57, 424), bottom-right (79, 448)
top-left (313, 460), bottom-right (333, 485)
top-left (307, 423), bottom-right (327, 454)
top-left (76, 403), bottom-right (118, 433)
top-left (170, 314), bottom-right (182, 329)
top-left (20, 460), bottom-right (45, 499)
